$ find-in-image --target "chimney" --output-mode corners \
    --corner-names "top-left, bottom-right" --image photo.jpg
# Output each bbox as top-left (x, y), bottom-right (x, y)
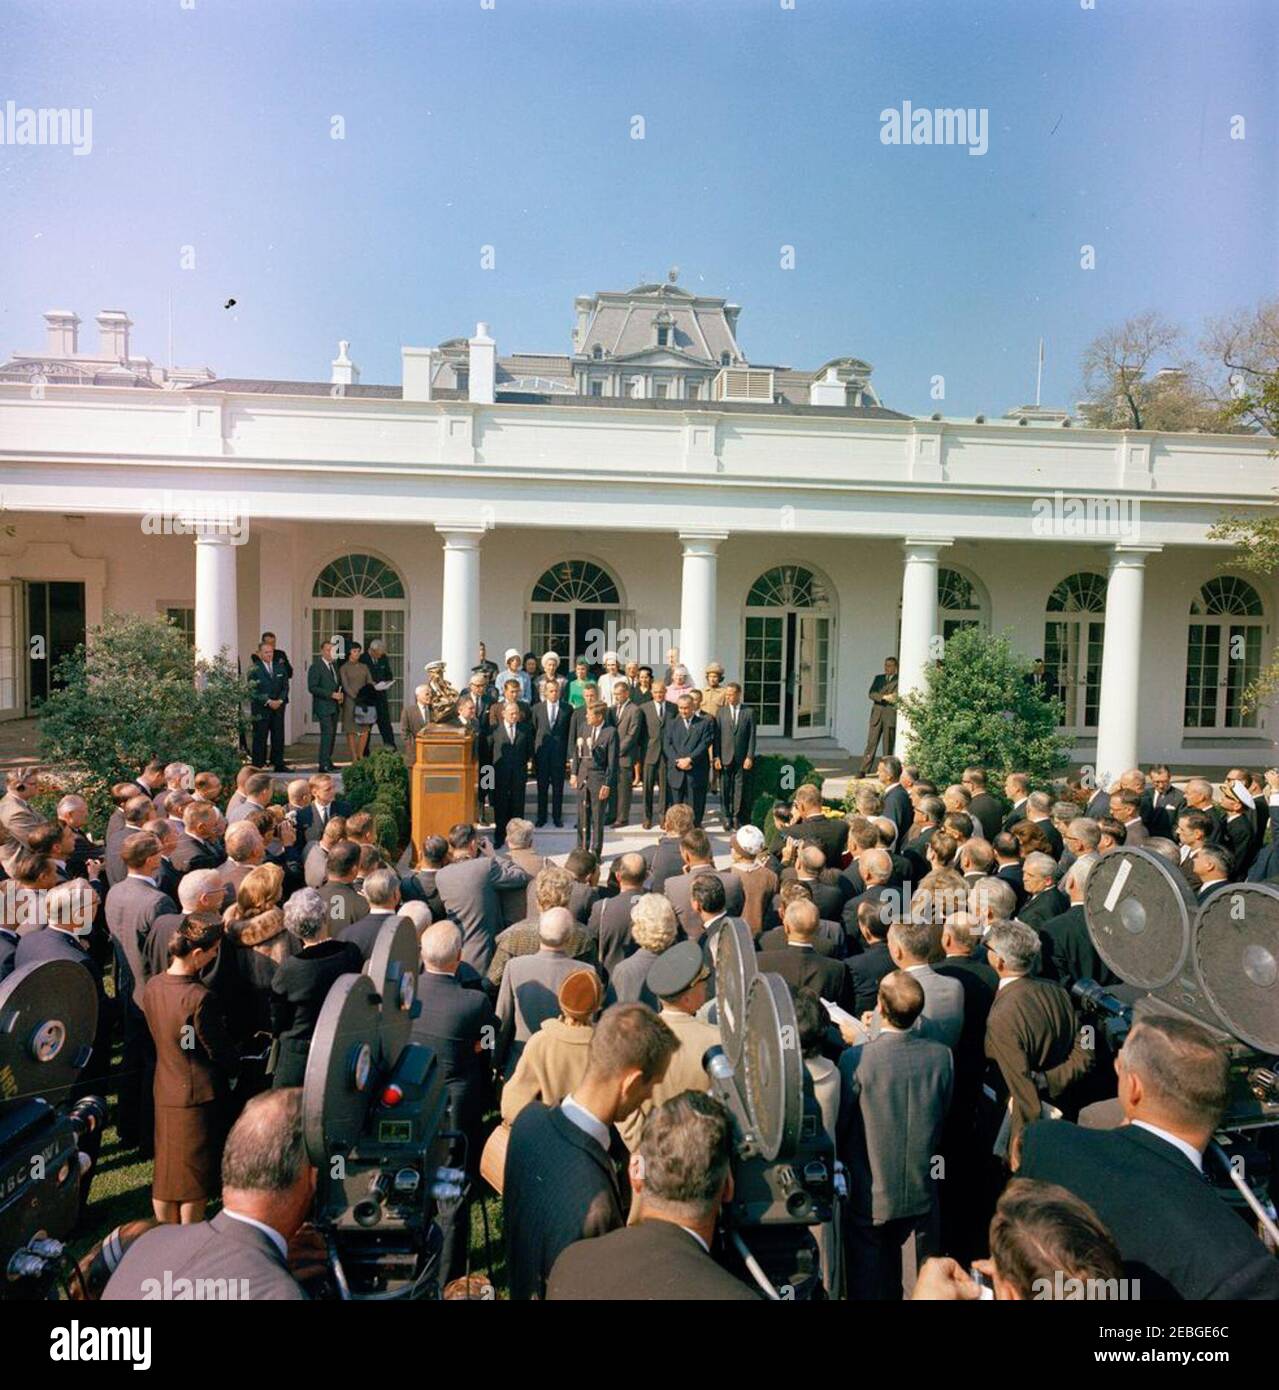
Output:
top-left (401, 346), bottom-right (435, 402)
top-left (330, 339), bottom-right (360, 387)
top-left (809, 366), bottom-right (847, 407)
top-left (96, 309), bottom-right (132, 362)
top-left (468, 322), bottom-right (496, 403)
top-left (44, 310), bottom-right (81, 356)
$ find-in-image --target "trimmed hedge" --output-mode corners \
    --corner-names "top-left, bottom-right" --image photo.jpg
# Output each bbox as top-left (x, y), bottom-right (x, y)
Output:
top-left (342, 748), bottom-right (410, 856)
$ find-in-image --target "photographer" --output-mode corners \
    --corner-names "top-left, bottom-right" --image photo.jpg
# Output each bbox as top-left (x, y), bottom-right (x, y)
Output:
top-left (547, 1091), bottom-right (757, 1300)
top-left (911, 1178), bottom-right (1123, 1300)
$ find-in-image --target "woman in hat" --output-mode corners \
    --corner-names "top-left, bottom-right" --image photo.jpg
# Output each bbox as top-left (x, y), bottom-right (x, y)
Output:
top-left (503, 647), bottom-right (533, 703)
top-left (499, 968), bottom-right (603, 1124)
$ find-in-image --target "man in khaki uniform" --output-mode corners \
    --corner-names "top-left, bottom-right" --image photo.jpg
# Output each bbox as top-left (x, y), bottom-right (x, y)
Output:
top-left (618, 939), bottom-right (720, 1152)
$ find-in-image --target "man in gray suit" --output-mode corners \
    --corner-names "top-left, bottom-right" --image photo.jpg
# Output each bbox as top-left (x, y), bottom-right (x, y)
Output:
top-left (104, 831), bottom-right (180, 1149)
top-left (435, 822), bottom-right (532, 972)
top-left (838, 970), bottom-right (953, 1300)
top-left (104, 1089), bottom-right (311, 1300)
top-left (495, 908), bottom-right (592, 1074)
top-left (0, 767), bottom-right (48, 876)
top-left (663, 828), bottom-right (745, 938)
top-left (884, 919), bottom-right (964, 1049)
top-left (227, 771), bottom-right (274, 824)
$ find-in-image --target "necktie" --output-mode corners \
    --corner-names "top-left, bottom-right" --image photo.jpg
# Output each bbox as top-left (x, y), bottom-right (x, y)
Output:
top-left (549, 703), bottom-right (557, 723)
top-left (419, 704), bottom-right (427, 722)
top-left (684, 718), bottom-right (690, 731)
top-left (507, 722), bottom-right (515, 742)
top-left (731, 705), bottom-right (738, 728)
top-left (591, 727), bottom-right (598, 749)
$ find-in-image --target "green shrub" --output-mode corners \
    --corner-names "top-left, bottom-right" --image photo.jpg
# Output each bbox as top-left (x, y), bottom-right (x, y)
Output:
top-left (37, 611), bottom-right (247, 829)
top-left (895, 626), bottom-right (1070, 788)
top-left (343, 747), bottom-right (410, 853)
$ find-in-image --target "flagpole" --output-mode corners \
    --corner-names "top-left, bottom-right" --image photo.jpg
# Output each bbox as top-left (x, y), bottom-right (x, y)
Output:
top-left (1035, 336), bottom-right (1044, 408)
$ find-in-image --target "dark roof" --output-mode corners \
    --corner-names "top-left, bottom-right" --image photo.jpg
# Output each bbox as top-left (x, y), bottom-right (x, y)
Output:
top-left (187, 377), bottom-right (910, 419)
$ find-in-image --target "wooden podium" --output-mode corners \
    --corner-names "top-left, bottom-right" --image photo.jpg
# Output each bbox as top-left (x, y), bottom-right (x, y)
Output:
top-left (410, 725), bottom-right (477, 859)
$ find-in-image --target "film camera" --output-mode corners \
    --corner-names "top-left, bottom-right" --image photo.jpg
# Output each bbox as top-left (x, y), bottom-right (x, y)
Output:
top-left (301, 916), bottom-right (462, 1299)
top-left (702, 919), bottom-right (839, 1300)
top-left (0, 959), bottom-right (107, 1299)
top-left (1080, 847), bottom-right (1279, 1238)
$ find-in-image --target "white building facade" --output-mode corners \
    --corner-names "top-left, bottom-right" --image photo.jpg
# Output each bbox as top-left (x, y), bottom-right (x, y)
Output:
top-left (0, 286), bottom-right (1274, 782)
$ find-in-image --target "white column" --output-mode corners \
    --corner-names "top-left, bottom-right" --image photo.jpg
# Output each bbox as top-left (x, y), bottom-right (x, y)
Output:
top-left (678, 531), bottom-right (727, 684)
top-left (1094, 544), bottom-right (1159, 788)
top-left (437, 524), bottom-right (486, 692)
top-left (193, 531), bottom-right (239, 669)
top-left (895, 536), bottom-right (953, 752)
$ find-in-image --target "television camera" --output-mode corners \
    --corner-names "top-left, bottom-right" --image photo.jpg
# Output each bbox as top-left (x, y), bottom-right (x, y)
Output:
top-left (1080, 847), bottom-right (1279, 1245)
top-left (0, 959), bottom-right (107, 1300)
top-left (300, 916), bottom-right (462, 1299)
top-left (702, 919), bottom-right (840, 1300)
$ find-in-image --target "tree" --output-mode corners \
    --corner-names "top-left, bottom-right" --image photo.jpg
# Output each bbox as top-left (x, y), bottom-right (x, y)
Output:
top-left (1079, 312), bottom-right (1218, 432)
top-left (895, 626), bottom-right (1070, 788)
top-left (38, 611), bottom-right (248, 831)
top-left (1201, 299), bottom-right (1279, 437)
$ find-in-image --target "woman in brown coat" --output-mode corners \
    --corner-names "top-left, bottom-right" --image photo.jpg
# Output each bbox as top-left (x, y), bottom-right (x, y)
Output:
top-left (143, 915), bottom-right (239, 1224)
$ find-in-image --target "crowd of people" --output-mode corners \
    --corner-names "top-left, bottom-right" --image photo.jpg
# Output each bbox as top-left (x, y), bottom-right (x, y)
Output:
top-left (2, 679), bottom-right (1278, 1302)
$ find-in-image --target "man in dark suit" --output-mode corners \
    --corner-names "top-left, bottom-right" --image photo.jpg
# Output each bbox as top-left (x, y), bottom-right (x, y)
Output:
top-left (170, 801), bottom-right (227, 875)
top-left (1002, 772), bottom-right (1031, 831)
top-left (1020, 1015), bottom-right (1279, 1300)
top-left (860, 657), bottom-right (898, 774)
top-left (1017, 851), bottom-right (1068, 927)
top-left (248, 638), bottom-right (291, 772)
top-left (307, 639), bottom-right (344, 773)
top-left (878, 756), bottom-right (911, 852)
top-left (587, 852), bottom-right (646, 974)
top-left (774, 842), bottom-right (845, 923)
top-left (992, 832), bottom-right (1026, 912)
top-left (757, 899), bottom-right (848, 1005)
top-left (318, 841), bottom-right (371, 938)
top-left (962, 766), bottom-right (1004, 842)
top-left (1038, 853), bottom-right (1116, 990)
top-left (548, 1090), bottom-right (757, 1300)
top-left (363, 638), bottom-right (397, 753)
top-left (609, 682), bottom-right (645, 828)
top-left (1142, 764), bottom-right (1185, 840)
top-left (489, 698), bottom-right (532, 848)
top-left (839, 970), bottom-right (953, 1299)
top-left (1023, 657), bottom-right (1058, 702)
top-left (334, 868), bottom-right (402, 961)
top-left (503, 1002), bottom-right (679, 1300)
top-left (295, 773), bottom-right (351, 844)
top-left (784, 783), bottom-right (848, 867)
top-left (532, 676), bottom-right (572, 828)
top-left (413, 919), bottom-right (497, 1285)
top-left (847, 898), bottom-right (895, 1014)
top-left (714, 683), bottom-right (756, 832)
top-left (984, 921), bottom-right (1093, 1163)
top-left (643, 802), bottom-right (694, 892)
top-left (104, 1089), bottom-right (311, 1300)
top-left (662, 693), bottom-right (714, 827)
top-left (571, 703), bottom-right (618, 857)
top-left (639, 680), bottom-right (677, 829)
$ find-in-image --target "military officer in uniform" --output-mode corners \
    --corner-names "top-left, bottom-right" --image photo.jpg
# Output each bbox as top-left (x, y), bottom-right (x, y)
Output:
top-left (861, 657), bottom-right (899, 774)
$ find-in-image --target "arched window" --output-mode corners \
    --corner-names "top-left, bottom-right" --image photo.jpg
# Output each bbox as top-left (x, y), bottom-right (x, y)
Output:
top-left (529, 560), bottom-right (624, 670)
top-left (531, 560), bottom-right (620, 606)
top-left (743, 565), bottom-right (835, 738)
top-left (1185, 577), bottom-right (1266, 730)
top-left (938, 567), bottom-right (985, 638)
top-left (309, 554), bottom-right (407, 727)
top-left (1044, 572), bottom-right (1107, 734)
top-left (592, 344), bottom-right (604, 360)
top-left (746, 565), bottom-right (830, 609)
top-left (313, 553), bottom-right (405, 600)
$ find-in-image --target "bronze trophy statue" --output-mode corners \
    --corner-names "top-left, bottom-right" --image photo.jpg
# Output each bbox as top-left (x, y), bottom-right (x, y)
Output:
top-left (423, 660), bottom-right (463, 725)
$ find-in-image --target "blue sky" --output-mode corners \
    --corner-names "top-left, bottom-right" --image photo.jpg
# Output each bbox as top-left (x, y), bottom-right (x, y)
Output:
top-left (2, 0), bottom-right (1275, 415)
